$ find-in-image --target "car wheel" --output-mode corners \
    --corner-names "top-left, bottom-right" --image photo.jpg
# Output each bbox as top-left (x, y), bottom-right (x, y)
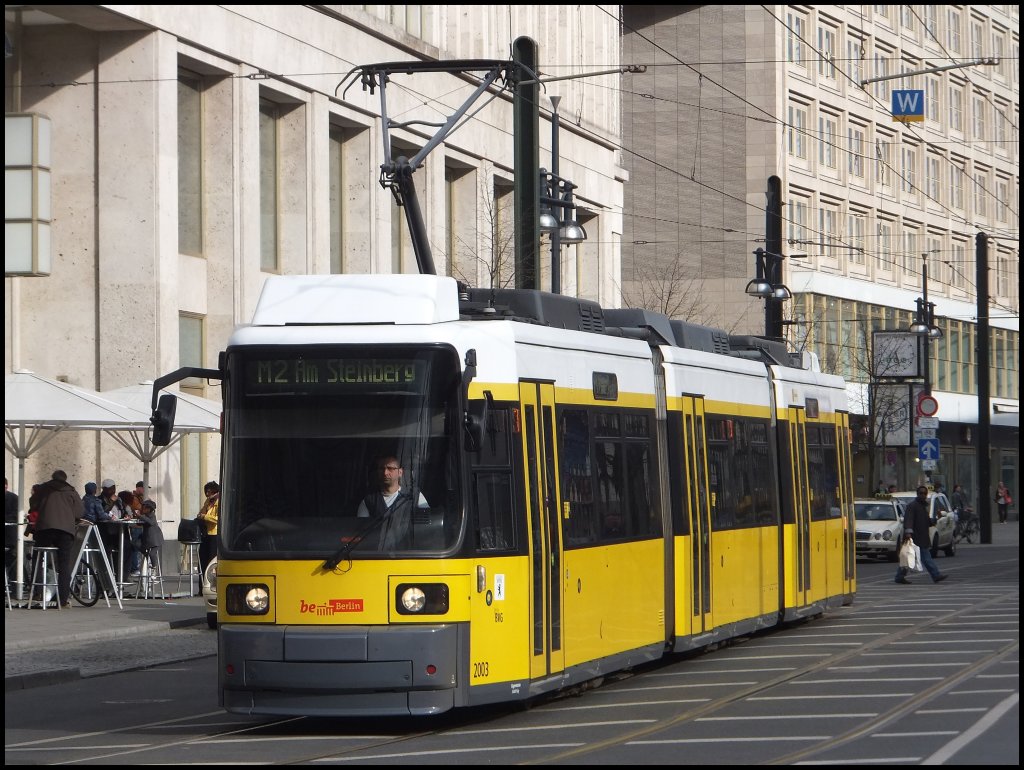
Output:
top-left (930, 534), bottom-right (939, 559)
top-left (207, 612), bottom-right (218, 630)
top-left (944, 537), bottom-right (956, 557)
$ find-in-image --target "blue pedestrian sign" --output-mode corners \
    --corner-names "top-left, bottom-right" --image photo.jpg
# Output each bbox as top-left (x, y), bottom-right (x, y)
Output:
top-left (892, 89), bottom-right (925, 123)
top-left (918, 437), bottom-right (940, 461)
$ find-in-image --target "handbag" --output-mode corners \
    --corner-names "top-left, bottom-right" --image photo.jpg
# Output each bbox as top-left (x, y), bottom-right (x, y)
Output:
top-left (899, 539), bottom-right (922, 572)
top-left (177, 518), bottom-right (204, 543)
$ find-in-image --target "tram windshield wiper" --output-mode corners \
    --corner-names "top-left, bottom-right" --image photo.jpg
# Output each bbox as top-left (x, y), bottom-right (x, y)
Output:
top-left (322, 512), bottom-right (391, 570)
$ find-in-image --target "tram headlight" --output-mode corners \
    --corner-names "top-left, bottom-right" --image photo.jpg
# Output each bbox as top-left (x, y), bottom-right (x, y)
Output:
top-left (225, 583), bottom-right (271, 616)
top-left (395, 583), bottom-right (449, 615)
top-left (245, 586), bottom-right (270, 612)
top-left (401, 587), bottom-right (426, 612)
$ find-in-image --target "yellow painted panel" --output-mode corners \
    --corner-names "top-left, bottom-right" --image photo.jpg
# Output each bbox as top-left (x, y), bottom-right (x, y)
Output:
top-left (467, 556), bottom-right (534, 686)
top-left (563, 539), bottom-right (665, 667)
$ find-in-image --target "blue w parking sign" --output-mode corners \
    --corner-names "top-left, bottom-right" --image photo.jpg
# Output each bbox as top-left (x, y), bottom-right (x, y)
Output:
top-left (892, 90), bottom-right (925, 123)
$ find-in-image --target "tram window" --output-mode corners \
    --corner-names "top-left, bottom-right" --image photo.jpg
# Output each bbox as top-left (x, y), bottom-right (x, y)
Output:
top-left (475, 472), bottom-right (515, 551)
top-left (807, 442), bottom-right (829, 521)
top-left (560, 409), bottom-right (597, 546)
top-left (593, 412), bottom-right (621, 437)
top-left (623, 412), bottom-right (650, 437)
top-left (624, 442), bottom-right (659, 537)
top-left (594, 441), bottom-right (624, 536)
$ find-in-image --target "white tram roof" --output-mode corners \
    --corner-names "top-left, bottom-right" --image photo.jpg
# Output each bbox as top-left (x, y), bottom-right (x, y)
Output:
top-left (231, 275), bottom-right (847, 411)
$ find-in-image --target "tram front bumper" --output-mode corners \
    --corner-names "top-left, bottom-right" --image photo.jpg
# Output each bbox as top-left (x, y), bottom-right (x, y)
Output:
top-left (219, 623), bottom-right (463, 717)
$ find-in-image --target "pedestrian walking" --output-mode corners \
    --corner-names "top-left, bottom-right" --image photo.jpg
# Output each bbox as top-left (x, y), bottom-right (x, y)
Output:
top-left (895, 485), bottom-right (947, 585)
top-left (995, 481), bottom-right (1012, 524)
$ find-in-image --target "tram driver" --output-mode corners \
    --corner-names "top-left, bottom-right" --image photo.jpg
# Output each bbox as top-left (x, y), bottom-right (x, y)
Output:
top-left (355, 454), bottom-right (428, 550)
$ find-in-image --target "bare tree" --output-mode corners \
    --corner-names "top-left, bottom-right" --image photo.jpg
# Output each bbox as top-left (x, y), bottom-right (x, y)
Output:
top-left (799, 315), bottom-right (917, 493)
top-left (445, 180), bottom-right (517, 290)
top-left (620, 257), bottom-right (715, 324)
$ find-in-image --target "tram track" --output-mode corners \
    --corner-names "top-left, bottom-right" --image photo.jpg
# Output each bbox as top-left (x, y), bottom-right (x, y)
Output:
top-left (9, 563), bottom-right (1018, 766)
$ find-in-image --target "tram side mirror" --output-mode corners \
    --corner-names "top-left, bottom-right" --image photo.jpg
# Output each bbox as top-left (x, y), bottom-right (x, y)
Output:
top-left (464, 390), bottom-right (493, 452)
top-left (151, 393), bottom-right (178, 446)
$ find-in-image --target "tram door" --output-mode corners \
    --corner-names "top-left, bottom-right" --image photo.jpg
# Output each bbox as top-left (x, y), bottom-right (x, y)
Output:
top-left (681, 396), bottom-right (713, 634)
top-left (787, 408), bottom-right (812, 605)
top-left (519, 382), bottom-right (565, 680)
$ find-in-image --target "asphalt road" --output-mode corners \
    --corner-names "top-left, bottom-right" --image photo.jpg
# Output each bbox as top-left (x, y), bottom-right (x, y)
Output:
top-left (5, 537), bottom-right (1019, 765)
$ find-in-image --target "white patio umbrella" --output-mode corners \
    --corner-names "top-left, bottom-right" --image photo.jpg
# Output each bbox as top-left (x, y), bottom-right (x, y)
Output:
top-left (99, 381), bottom-right (222, 495)
top-left (4, 369), bottom-right (152, 598)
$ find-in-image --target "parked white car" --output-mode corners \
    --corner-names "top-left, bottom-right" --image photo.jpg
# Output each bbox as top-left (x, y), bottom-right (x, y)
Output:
top-left (890, 491), bottom-right (957, 557)
top-left (854, 498), bottom-right (906, 561)
top-left (202, 557), bottom-right (218, 629)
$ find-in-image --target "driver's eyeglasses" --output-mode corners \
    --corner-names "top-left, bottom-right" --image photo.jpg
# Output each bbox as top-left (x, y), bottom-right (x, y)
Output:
top-left (381, 465), bottom-right (401, 472)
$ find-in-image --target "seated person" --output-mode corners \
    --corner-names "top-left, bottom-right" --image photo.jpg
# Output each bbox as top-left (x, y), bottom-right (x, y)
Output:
top-left (355, 455), bottom-right (427, 549)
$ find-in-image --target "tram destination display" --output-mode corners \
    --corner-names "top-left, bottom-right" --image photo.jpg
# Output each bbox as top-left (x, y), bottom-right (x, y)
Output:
top-left (244, 356), bottom-right (427, 395)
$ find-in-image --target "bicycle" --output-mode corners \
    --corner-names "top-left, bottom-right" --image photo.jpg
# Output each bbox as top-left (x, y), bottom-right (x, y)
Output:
top-left (953, 510), bottom-right (980, 544)
top-left (70, 558), bottom-right (101, 607)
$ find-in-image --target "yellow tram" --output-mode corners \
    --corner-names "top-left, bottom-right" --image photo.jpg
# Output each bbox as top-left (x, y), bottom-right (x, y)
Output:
top-left (153, 274), bottom-right (854, 716)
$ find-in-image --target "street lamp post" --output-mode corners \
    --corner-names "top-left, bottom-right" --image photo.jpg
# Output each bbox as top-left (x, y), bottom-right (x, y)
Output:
top-left (909, 253), bottom-right (942, 395)
top-left (745, 248), bottom-right (791, 339)
top-left (538, 95), bottom-right (586, 295)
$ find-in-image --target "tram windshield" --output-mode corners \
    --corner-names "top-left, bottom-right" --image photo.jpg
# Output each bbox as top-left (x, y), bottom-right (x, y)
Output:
top-left (220, 345), bottom-right (463, 558)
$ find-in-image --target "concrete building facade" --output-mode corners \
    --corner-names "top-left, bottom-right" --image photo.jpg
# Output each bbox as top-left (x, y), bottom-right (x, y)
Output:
top-left (621, 4), bottom-right (1019, 502)
top-left (5, 5), bottom-right (625, 522)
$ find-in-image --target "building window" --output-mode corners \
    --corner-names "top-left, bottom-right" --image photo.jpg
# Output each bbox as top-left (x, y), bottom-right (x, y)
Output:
top-left (787, 195), bottom-right (809, 246)
top-left (949, 163), bottom-right (965, 209)
top-left (925, 76), bottom-right (940, 122)
top-left (995, 178), bottom-right (1009, 222)
top-left (872, 46), bottom-right (892, 99)
top-left (846, 211), bottom-right (866, 266)
top-left (179, 313), bottom-right (206, 518)
top-left (994, 102), bottom-right (1009, 147)
top-left (328, 126), bottom-right (348, 274)
top-left (848, 124), bottom-right (865, 178)
top-left (900, 6), bottom-right (915, 32)
top-left (818, 25), bottom-right (837, 81)
top-left (818, 113), bottom-right (838, 169)
top-left (178, 72), bottom-right (203, 256)
top-left (818, 203), bottom-right (839, 262)
top-left (973, 172), bottom-right (988, 218)
top-left (875, 136), bottom-right (893, 189)
top-left (923, 6), bottom-right (938, 38)
top-left (948, 84), bottom-right (964, 132)
top-left (846, 35), bottom-right (864, 84)
top-left (259, 99), bottom-right (280, 271)
top-left (900, 145), bottom-right (917, 194)
top-left (972, 96), bottom-right (987, 141)
top-left (946, 8), bottom-right (962, 53)
top-left (925, 154), bottom-right (941, 201)
top-left (926, 235), bottom-right (943, 285)
top-left (787, 11), bottom-right (807, 68)
top-left (901, 230), bottom-right (918, 275)
top-left (877, 220), bottom-right (893, 272)
top-left (970, 19), bottom-right (985, 60)
top-left (950, 241), bottom-right (966, 288)
top-left (787, 103), bottom-right (808, 159)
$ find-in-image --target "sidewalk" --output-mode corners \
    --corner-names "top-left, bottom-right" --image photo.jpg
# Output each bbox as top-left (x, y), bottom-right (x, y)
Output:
top-left (5, 592), bottom-right (212, 691)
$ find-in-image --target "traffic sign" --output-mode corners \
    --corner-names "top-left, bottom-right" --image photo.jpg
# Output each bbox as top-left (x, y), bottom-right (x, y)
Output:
top-left (918, 437), bottom-right (940, 461)
top-left (892, 90), bottom-right (925, 122)
top-left (922, 459), bottom-right (937, 471)
top-left (917, 393), bottom-right (939, 417)
top-left (917, 417), bottom-right (939, 429)
top-left (917, 428), bottom-right (936, 438)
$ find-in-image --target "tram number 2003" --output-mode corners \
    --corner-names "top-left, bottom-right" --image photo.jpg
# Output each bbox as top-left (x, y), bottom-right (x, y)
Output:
top-left (472, 661), bottom-right (490, 678)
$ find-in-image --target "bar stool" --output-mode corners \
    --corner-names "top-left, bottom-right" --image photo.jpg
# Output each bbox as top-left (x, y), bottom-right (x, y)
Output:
top-left (134, 548), bottom-right (165, 599)
top-left (28, 546), bottom-right (61, 610)
top-left (176, 540), bottom-right (202, 596)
